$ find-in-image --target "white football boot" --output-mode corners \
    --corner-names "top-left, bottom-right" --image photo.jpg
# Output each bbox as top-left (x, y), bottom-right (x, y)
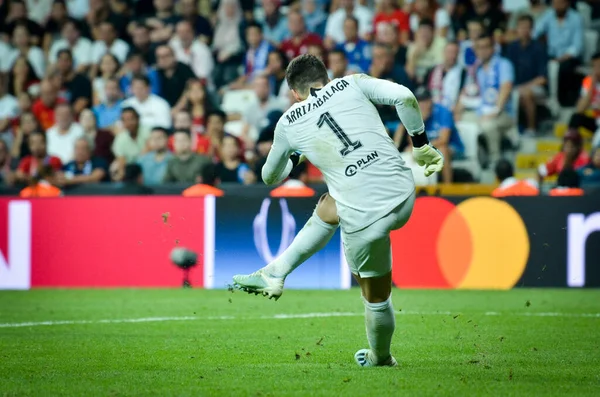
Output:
top-left (354, 349), bottom-right (398, 367)
top-left (232, 269), bottom-right (285, 300)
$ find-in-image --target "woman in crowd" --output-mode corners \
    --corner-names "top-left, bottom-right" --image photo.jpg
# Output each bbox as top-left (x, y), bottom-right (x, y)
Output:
top-left (11, 112), bottom-right (39, 160)
top-left (212, 0), bottom-right (244, 88)
top-left (215, 134), bottom-right (255, 185)
top-left (8, 56), bottom-right (40, 97)
top-left (79, 109), bottom-right (115, 163)
top-left (43, 0), bottom-right (69, 52)
top-left (8, 23), bottom-right (46, 79)
top-left (93, 53), bottom-right (120, 105)
top-left (264, 50), bottom-right (290, 104)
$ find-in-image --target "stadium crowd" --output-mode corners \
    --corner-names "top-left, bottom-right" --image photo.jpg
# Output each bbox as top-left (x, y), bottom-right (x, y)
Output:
top-left (1, 0), bottom-right (600, 197)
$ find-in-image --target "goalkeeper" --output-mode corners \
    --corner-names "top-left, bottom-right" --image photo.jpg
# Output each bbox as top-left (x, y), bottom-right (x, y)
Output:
top-left (233, 55), bottom-right (443, 368)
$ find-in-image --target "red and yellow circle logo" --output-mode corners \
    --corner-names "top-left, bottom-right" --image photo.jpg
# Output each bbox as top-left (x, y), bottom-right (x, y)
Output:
top-left (391, 197), bottom-right (530, 289)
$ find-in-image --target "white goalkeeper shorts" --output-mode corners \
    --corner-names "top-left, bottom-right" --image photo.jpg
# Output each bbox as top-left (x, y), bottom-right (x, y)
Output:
top-left (342, 190), bottom-right (416, 278)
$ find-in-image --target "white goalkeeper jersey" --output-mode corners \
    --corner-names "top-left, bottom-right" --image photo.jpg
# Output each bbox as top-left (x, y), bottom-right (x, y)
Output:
top-left (262, 74), bottom-right (425, 233)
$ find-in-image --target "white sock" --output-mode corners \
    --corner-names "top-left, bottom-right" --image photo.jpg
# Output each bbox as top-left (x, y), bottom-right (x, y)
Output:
top-left (263, 211), bottom-right (338, 278)
top-left (363, 296), bottom-right (395, 363)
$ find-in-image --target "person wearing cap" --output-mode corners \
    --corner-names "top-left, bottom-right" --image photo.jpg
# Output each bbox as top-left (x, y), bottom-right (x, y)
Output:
top-left (395, 87), bottom-right (464, 183)
top-left (538, 129), bottom-right (590, 183)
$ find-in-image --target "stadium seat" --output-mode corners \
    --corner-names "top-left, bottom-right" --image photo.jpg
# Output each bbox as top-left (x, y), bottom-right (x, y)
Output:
top-left (454, 121), bottom-right (482, 180)
top-left (221, 89), bottom-right (258, 115)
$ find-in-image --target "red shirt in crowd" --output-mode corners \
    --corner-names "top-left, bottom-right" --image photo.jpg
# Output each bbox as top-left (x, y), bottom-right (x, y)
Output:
top-left (280, 33), bottom-right (323, 60)
top-left (374, 10), bottom-right (410, 36)
top-left (168, 116), bottom-right (212, 154)
top-left (18, 155), bottom-right (63, 175)
top-left (540, 151), bottom-right (590, 177)
top-left (32, 97), bottom-right (67, 131)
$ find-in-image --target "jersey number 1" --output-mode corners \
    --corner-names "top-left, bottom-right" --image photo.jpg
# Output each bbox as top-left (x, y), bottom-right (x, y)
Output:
top-left (317, 112), bottom-right (363, 157)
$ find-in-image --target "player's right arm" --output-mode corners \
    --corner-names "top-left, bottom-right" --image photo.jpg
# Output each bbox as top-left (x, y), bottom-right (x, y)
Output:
top-left (352, 74), bottom-right (444, 177)
top-left (261, 122), bottom-right (295, 186)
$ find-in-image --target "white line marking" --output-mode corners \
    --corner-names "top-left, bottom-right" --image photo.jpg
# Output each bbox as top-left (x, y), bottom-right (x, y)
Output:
top-left (0, 311), bottom-right (598, 329)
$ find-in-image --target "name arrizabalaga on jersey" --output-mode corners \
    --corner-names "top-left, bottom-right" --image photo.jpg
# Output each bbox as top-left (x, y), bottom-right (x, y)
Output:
top-left (285, 79), bottom-right (351, 124)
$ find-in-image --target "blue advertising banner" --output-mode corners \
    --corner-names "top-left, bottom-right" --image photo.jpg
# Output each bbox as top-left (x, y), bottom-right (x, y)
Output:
top-left (213, 197), bottom-right (349, 289)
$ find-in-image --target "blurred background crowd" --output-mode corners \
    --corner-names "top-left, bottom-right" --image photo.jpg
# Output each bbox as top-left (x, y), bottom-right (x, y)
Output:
top-left (1, 0), bottom-right (600, 197)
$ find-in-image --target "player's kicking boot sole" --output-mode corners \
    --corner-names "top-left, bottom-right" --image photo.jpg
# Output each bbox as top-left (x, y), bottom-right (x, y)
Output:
top-left (354, 349), bottom-right (398, 367)
top-left (232, 270), bottom-right (284, 300)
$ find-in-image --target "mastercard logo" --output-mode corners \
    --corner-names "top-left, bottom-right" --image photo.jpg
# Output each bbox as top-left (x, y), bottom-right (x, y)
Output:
top-left (391, 197), bottom-right (530, 289)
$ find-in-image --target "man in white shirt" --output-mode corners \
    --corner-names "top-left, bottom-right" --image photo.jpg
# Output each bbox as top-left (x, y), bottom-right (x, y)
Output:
top-left (49, 18), bottom-right (92, 72)
top-left (169, 20), bottom-right (214, 83)
top-left (242, 75), bottom-right (288, 139)
top-left (233, 55), bottom-right (443, 368)
top-left (46, 103), bottom-right (85, 163)
top-left (324, 0), bottom-right (373, 47)
top-left (121, 75), bottom-right (172, 129)
top-left (91, 21), bottom-right (130, 65)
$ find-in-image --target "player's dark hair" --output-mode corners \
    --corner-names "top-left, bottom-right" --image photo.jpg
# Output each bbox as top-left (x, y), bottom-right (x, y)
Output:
top-left (494, 159), bottom-right (514, 182)
top-left (121, 106), bottom-right (140, 119)
top-left (557, 168), bottom-right (581, 188)
top-left (132, 74), bottom-right (150, 86)
top-left (286, 54), bottom-right (329, 96)
top-left (517, 14), bottom-right (534, 26)
top-left (419, 18), bottom-right (434, 29)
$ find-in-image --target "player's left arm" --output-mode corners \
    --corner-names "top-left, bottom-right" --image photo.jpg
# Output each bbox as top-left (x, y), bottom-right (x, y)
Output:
top-left (261, 122), bottom-right (296, 185)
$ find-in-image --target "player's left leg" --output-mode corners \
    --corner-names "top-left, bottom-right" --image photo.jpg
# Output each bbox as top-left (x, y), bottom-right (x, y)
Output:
top-left (233, 193), bottom-right (339, 299)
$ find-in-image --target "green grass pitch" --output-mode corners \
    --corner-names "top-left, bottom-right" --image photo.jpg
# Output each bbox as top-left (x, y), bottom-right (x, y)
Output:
top-left (1, 289), bottom-right (599, 396)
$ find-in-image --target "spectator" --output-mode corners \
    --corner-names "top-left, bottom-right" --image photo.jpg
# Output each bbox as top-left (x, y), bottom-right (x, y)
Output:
top-left (538, 129), bottom-right (590, 182)
top-left (91, 21), bottom-right (130, 69)
top-left (7, 56), bottom-right (39, 98)
top-left (0, 75), bottom-right (20, 146)
top-left (369, 44), bottom-right (412, 88)
top-left (48, 18), bottom-right (92, 73)
top-left (406, 19), bottom-right (446, 84)
top-left (16, 91), bottom-right (33, 116)
top-left (84, 0), bottom-right (128, 40)
top-left (43, 0), bottom-right (69, 52)
top-left (306, 43), bottom-right (325, 61)
top-left (155, 45), bottom-right (196, 107)
top-left (32, 80), bottom-right (66, 131)
top-left (114, 163), bottom-right (154, 194)
top-left (19, 164), bottom-right (62, 198)
top-left (325, 0), bottom-right (373, 47)
top-left (93, 53), bottom-right (120, 105)
top-left (457, 0), bottom-right (506, 40)
top-left (169, 20), bottom-right (213, 85)
top-left (0, 139), bottom-right (16, 186)
top-left (505, 15), bottom-right (548, 136)
top-left (93, 78), bottom-right (123, 130)
top-left (328, 49), bottom-right (350, 79)
top-left (163, 130), bottom-right (211, 183)
top-left (253, 123), bottom-right (275, 182)
top-left (140, 0), bottom-right (180, 45)
top-left (242, 75), bottom-right (287, 141)
top-left (121, 75), bottom-right (172, 129)
top-left (55, 49), bottom-right (92, 115)
top-left (301, 0), bottom-right (327, 37)
top-left (373, 0), bottom-right (409, 44)
top-left (280, 11), bottom-right (323, 60)
top-left (491, 159), bottom-right (539, 197)
top-left (506, 0), bottom-right (547, 41)
top-left (15, 131), bottom-right (63, 184)
top-left (1, 0), bottom-right (44, 45)
top-left (569, 53), bottom-right (600, 135)
top-left (172, 79), bottom-right (216, 140)
top-left (549, 169), bottom-right (585, 196)
top-left (205, 110), bottom-right (228, 158)
top-left (11, 111), bottom-right (39, 159)
top-left (215, 134), bottom-right (255, 184)
top-left (58, 137), bottom-right (109, 186)
top-left (375, 22), bottom-right (407, 67)
top-left (137, 127), bottom-right (173, 185)
top-left (112, 107), bottom-right (151, 164)
top-left (211, 0), bottom-right (244, 88)
top-left (336, 16), bottom-right (372, 73)
top-left (245, 22), bottom-right (274, 82)
top-left (409, 0), bottom-right (451, 38)
top-left (260, 0), bottom-right (289, 46)
top-left (182, 163), bottom-right (225, 196)
top-left (534, 0), bottom-right (584, 106)
top-left (128, 24), bottom-right (157, 66)
top-left (264, 50), bottom-right (290, 103)
top-left (395, 87), bottom-right (464, 183)
top-left (119, 52), bottom-right (161, 98)
top-left (458, 17), bottom-right (501, 68)
top-left (457, 34), bottom-right (514, 166)
top-left (578, 147), bottom-right (600, 185)
top-left (46, 103), bottom-right (84, 163)
top-left (177, 0), bottom-right (213, 43)
top-left (79, 109), bottom-right (114, 163)
top-left (6, 23), bottom-right (45, 79)
top-left (424, 41), bottom-right (466, 111)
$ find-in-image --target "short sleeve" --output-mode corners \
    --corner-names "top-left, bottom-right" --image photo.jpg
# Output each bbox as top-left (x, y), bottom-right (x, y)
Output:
top-left (499, 59), bottom-right (514, 85)
top-left (438, 106), bottom-right (454, 130)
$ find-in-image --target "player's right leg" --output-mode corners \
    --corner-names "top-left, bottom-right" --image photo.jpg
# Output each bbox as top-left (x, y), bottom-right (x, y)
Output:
top-left (232, 193), bottom-right (339, 300)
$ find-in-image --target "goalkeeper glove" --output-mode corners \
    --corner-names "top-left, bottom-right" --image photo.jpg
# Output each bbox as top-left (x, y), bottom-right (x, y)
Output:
top-left (413, 144), bottom-right (444, 177)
